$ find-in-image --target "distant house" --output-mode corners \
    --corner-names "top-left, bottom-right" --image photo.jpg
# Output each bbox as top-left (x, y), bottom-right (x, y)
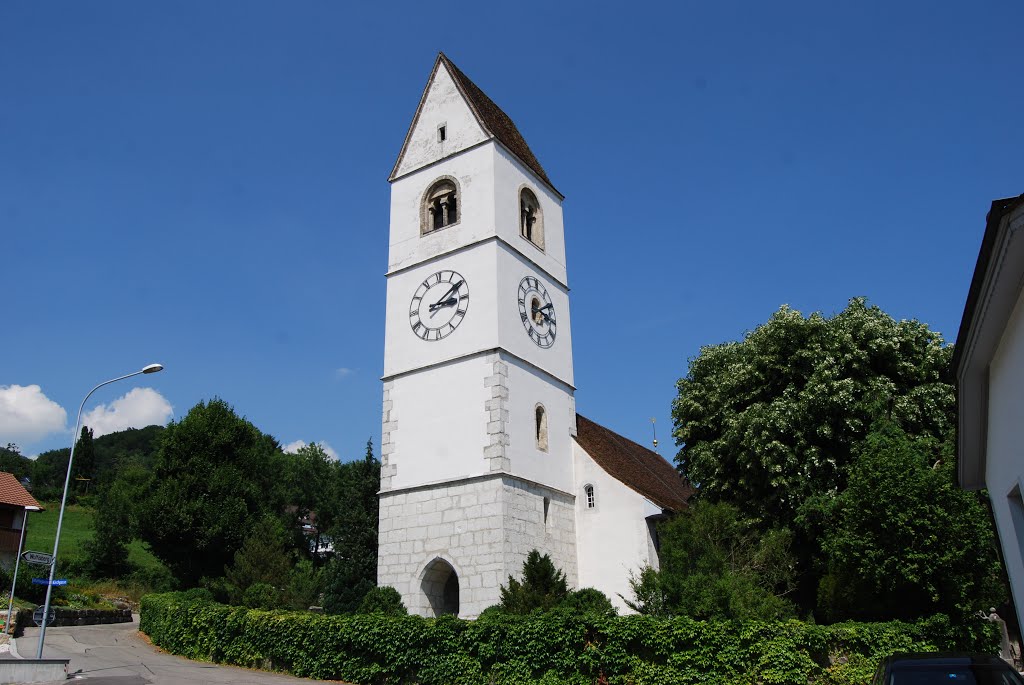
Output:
top-left (954, 193), bottom-right (1024, 630)
top-left (0, 471), bottom-right (43, 568)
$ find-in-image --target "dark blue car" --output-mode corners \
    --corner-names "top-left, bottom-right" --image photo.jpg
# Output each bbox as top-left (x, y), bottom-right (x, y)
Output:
top-left (873, 653), bottom-right (1023, 685)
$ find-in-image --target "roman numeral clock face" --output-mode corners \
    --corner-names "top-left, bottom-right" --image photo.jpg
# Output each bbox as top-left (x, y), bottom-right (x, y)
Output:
top-left (518, 276), bottom-right (556, 348)
top-left (409, 270), bottom-right (469, 341)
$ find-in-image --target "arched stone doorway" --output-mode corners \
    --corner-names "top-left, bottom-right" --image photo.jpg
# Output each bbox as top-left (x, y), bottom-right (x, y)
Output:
top-left (420, 557), bottom-right (459, 616)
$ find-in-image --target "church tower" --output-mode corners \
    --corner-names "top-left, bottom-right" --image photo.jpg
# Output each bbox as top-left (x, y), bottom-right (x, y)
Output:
top-left (378, 54), bottom-right (578, 617)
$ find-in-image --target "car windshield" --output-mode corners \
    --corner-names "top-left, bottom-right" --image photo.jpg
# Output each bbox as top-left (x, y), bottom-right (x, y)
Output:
top-left (891, 665), bottom-right (1024, 685)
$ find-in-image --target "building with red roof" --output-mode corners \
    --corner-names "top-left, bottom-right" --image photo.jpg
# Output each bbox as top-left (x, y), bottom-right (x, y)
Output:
top-left (0, 472), bottom-right (42, 567)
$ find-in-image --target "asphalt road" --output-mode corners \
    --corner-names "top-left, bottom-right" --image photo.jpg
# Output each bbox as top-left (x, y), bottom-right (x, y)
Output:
top-left (13, 618), bottom-right (339, 684)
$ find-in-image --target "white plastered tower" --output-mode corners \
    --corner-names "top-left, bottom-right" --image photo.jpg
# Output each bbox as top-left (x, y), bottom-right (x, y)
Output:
top-left (378, 53), bottom-right (578, 617)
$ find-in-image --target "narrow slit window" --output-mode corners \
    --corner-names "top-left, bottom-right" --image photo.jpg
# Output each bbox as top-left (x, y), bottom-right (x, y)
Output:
top-left (535, 404), bottom-right (548, 451)
top-left (543, 496), bottom-right (550, 526)
top-left (438, 125), bottom-right (447, 142)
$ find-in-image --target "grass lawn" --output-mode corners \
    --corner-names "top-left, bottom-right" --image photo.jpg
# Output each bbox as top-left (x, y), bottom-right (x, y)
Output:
top-left (24, 503), bottom-right (166, 574)
top-left (24, 503), bottom-right (94, 560)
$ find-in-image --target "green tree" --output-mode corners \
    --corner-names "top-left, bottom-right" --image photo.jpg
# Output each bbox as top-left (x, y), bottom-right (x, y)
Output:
top-left (82, 457), bottom-right (150, 578)
top-left (135, 398), bottom-right (287, 586)
top-left (282, 442), bottom-right (337, 558)
top-left (817, 420), bottom-right (1004, 622)
top-left (72, 426), bottom-right (96, 486)
top-left (647, 501), bottom-right (797, 620)
top-left (223, 517), bottom-right (292, 606)
top-left (499, 549), bottom-right (569, 614)
top-left (673, 298), bottom-right (953, 528)
top-left (0, 443), bottom-right (32, 481)
top-left (32, 447), bottom-right (70, 499)
top-left (321, 438), bottom-right (380, 613)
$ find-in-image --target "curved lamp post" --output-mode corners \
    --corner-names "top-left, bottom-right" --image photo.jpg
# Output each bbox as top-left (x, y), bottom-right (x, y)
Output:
top-left (36, 363), bottom-right (163, 658)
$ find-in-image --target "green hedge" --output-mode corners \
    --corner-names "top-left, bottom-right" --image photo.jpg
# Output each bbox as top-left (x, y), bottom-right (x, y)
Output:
top-left (140, 593), bottom-right (998, 685)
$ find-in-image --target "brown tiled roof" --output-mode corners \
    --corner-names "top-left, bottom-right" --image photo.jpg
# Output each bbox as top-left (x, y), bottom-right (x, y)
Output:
top-left (438, 53), bottom-right (554, 189)
top-left (574, 414), bottom-right (694, 511)
top-left (0, 472), bottom-right (41, 509)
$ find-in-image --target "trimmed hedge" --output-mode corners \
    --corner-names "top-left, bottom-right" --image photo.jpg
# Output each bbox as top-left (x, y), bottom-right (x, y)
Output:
top-left (140, 593), bottom-right (998, 685)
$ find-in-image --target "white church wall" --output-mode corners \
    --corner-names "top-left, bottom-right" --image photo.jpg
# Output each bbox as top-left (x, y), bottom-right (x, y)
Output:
top-left (392, 63), bottom-right (489, 181)
top-left (388, 144), bottom-right (497, 274)
top-left (502, 354), bottom-right (575, 494)
top-left (573, 441), bottom-right (661, 613)
top-left (492, 145), bottom-right (568, 286)
top-left (385, 356), bottom-right (491, 490)
top-left (986, 286), bottom-right (1024, 630)
top-left (496, 245), bottom-right (575, 386)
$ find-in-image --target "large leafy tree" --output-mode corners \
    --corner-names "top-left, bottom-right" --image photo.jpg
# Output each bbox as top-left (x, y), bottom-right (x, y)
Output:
top-left (673, 297), bottom-right (953, 528)
top-left (817, 420), bottom-right (1004, 622)
top-left (135, 398), bottom-right (288, 586)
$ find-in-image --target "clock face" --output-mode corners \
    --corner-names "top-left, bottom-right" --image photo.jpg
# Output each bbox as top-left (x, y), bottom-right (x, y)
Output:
top-left (518, 275), bottom-right (556, 348)
top-left (409, 270), bottom-right (469, 341)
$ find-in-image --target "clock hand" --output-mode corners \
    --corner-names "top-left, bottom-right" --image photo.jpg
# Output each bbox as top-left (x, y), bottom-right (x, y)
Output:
top-left (428, 297), bottom-right (458, 313)
top-left (431, 281), bottom-right (463, 308)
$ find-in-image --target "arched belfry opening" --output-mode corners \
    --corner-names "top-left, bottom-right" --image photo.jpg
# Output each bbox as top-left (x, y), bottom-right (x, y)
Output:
top-left (420, 557), bottom-right (460, 616)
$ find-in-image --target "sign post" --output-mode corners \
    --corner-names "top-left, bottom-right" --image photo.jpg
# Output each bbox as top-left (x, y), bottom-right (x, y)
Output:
top-left (21, 551), bottom-right (55, 567)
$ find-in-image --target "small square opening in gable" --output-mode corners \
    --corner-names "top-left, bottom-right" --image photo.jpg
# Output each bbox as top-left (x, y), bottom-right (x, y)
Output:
top-left (438, 124), bottom-right (447, 142)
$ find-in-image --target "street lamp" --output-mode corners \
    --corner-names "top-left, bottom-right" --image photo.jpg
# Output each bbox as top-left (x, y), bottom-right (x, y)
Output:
top-left (35, 363), bottom-right (164, 658)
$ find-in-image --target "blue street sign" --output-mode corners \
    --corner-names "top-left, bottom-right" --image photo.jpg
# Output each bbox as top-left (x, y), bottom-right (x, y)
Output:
top-left (31, 578), bottom-right (67, 586)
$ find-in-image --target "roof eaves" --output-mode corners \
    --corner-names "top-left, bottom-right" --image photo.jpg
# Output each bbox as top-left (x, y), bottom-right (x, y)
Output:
top-left (952, 193), bottom-right (1024, 373)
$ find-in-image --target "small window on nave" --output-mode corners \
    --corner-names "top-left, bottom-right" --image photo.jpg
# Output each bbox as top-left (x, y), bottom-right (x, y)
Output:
top-left (423, 178), bottom-right (459, 234)
top-left (519, 187), bottom-right (543, 250)
top-left (584, 484), bottom-right (595, 509)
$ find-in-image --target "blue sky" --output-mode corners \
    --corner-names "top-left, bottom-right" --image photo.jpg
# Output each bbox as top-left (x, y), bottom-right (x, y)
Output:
top-left (2, 1), bottom-right (1021, 461)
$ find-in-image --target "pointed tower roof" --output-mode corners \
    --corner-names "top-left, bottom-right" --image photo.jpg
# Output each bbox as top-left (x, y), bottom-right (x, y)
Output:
top-left (390, 53), bottom-right (557, 194)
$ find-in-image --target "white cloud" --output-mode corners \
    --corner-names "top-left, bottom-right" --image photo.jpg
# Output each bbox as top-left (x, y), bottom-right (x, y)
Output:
top-left (334, 367), bottom-right (354, 380)
top-left (81, 387), bottom-right (173, 438)
top-left (283, 439), bottom-right (339, 460)
top-left (0, 385), bottom-right (67, 444)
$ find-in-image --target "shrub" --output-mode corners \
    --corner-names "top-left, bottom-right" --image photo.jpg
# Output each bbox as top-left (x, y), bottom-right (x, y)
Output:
top-left (499, 550), bottom-right (569, 614)
top-left (140, 591), bottom-right (1000, 685)
top-left (356, 586), bottom-right (407, 616)
top-left (242, 583), bottom-right (280, 610)
top-left (561, 587), bottom-right (617, 617)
